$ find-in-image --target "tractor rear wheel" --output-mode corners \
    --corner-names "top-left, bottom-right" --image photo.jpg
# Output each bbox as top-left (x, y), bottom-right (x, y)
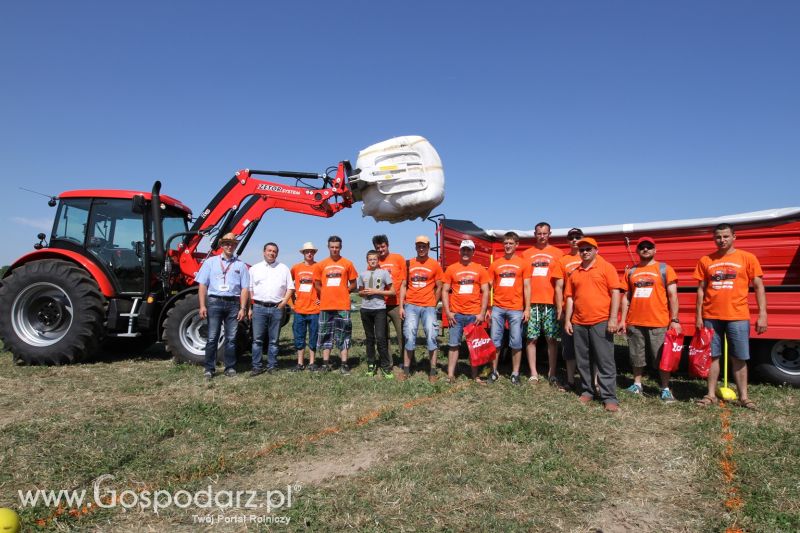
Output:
top-left (163, 293), bottom-right (249, 365)
top-left (0, 259), bottom-right (105, 364)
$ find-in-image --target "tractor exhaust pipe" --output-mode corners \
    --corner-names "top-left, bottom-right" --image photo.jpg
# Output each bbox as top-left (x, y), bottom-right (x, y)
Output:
top-left (151, 181), bottom-right (165, 264)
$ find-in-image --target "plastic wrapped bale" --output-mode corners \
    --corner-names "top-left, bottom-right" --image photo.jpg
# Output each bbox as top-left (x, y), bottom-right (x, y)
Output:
top-left (354, 136), bottom-right (445, 223)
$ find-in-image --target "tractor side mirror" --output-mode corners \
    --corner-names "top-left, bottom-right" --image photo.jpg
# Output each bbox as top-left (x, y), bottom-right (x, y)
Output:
top-left (132, 195), bottom-right (146, 214)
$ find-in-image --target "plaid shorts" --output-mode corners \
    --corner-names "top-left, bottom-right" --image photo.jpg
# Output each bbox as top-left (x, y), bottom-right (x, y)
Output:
top-left (527, 304), bottom-right (561, 340)
top-left (316, 310), bottom-right (352, 351)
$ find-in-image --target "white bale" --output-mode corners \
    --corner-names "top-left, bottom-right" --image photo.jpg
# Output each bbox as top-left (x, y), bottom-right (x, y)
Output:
top-left (355, 135), bottom-right (445, 223)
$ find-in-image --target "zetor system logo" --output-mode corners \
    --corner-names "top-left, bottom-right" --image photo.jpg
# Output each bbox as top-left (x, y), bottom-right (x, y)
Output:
top-left (257, 184), bottom-right (301, 195)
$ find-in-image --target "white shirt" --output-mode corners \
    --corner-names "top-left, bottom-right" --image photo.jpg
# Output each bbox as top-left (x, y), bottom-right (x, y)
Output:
top-left (249, 261), bottom-right (293, 303)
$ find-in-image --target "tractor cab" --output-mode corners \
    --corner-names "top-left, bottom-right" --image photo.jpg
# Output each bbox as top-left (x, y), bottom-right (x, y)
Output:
top-left (51, 189), bottom-right (191, 295)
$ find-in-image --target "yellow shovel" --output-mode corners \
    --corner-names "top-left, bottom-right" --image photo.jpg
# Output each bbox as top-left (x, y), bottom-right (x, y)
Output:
top-left (717, 335), bottom-right (738, 401)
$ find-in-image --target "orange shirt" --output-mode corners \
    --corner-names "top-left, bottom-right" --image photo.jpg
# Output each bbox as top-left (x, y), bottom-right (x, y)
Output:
top-left (443, 262), bottom-right (490, 315)
top-left (566, 256), bottom-right (623, 325)
top-left (559, 253), bottom-right (582, 277)
top-left (624, 262), bottom-right (678, 328)
top-left (313, 257), bottom-right (357, 311)
top-left (693, 249), bottom-right (763, 321)
top-left (487, 255), bottom-right (531, 310)
top-left (404, 257), bottom-right (443, 307)
top-left (522, 245), bottom-right (564, 305)
top-left (291, 262), bottom-right (320, 315)
top-left (378, 253), bottom-right (406, 306)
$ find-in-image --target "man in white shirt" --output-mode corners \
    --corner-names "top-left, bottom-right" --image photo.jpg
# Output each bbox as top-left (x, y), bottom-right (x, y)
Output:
top-left (249, 242), bottom-right (294, 375)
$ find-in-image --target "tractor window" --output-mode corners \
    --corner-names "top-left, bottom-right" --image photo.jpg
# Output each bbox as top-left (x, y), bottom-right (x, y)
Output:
top-left (87, 199), bottom-right (146, 294)
top-left (53, 199), bottom-right (91, 244)
top-left (159, 208), bottom-right (190, 250)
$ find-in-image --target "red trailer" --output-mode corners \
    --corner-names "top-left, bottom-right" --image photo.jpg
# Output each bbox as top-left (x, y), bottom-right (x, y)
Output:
top-left (437, 208), bottom-right (800, 386)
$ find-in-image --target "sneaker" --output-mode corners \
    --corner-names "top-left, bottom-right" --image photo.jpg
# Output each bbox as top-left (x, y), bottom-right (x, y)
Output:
top-left (250, 368), bottom-right (266, 377)
top-left (290, 364), bottom-right (305, 373)
top-left (340, 364), bottom-right (351, 375)
top-left (307, 363), bottom-right (319, 372)
top-left (224, 368), bottom-right (237, 377)
top-left (604, 402), bottom-right (620, 413)
top-left (266, 367), bottom-right (276, 374)
top-left (428, 368), bottom-right (439, 383)
top-left (578, 394), bottom-right (593, 405)
top-left (366, 364), bottom-right (377, 377)
top-left (320, 364), bottom-right (332, 372)
top-left (383, 369), bottom-right (396, 380)
top-left (511, 374), bottom-right (521, 386)
top-left (625, 383), bottom-right (643, 395)
top-left (660, 388), bottom-right (677, 404)
top-left (488, 370), bottom-right (500, 384)
top-left (204, 370), bottom-right (214, 380)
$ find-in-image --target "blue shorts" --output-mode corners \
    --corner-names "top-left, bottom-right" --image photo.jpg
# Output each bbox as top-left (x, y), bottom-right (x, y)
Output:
top-left (704, 319), bottom-right (750, 361)
top-left (448, 313), bottom-right (476, 347)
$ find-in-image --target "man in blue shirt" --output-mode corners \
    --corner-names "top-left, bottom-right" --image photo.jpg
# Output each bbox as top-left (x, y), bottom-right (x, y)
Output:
top-left (196, 232), bottom-right (251, 379)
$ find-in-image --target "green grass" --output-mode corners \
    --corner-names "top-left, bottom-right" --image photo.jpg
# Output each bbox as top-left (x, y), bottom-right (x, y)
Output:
top-left (0, 320), bottom-right (798, 531)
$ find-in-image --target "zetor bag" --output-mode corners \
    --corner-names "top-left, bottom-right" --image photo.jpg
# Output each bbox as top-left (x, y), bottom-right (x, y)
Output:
top-left (688, 327), bottom-right (714, 379)
top-left (463, 322), bottom-right (497, 367)
top-left (659, 330), bottom-right (685, 373)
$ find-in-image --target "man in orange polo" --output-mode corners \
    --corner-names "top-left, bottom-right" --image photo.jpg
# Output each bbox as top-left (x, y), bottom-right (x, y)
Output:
top-left (313, 235), bottom-right (358, 374)
top-left (693, 223), bottom-right (767, 409)
top-left (442, 239), bottom-right (490, 383)
top-left (619, 236), bottom-right (681, 403)
top-left (372, 234), bottom-right (407, 365)
top-left (487, 231), bottom-right (531, 385)
top-left (556, 227), bottom-right (584, 390)
top-left (522, 221), bottom-right (564, 385)
top-left (399, 235), bottom-right (444, 381)
top-left (564, 237), bottom-right (623, 412)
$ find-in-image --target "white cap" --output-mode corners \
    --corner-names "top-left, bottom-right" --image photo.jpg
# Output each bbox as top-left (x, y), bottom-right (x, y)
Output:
top-left (459, 239), bottom-right (475, 250)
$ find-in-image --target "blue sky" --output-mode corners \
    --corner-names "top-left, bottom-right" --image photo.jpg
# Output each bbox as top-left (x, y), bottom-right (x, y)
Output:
top-left (1, 1), bottom-right (798, 270)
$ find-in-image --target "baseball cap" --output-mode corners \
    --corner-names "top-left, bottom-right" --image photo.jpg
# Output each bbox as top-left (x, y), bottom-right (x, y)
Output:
top-left (415, 235), bottom-right (430, 245)
top-left (459, 239), bottom-right (475, 250)
top-left (567, 227), bottom-right (584, 238)
top-left (577, 237), bottom-right (598, 249)
top-left (636, 236), bottom-right (656, 247)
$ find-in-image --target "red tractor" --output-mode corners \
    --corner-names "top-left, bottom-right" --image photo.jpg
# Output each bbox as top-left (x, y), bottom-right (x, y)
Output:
top-left (0, 162), bottom-right (372, 365)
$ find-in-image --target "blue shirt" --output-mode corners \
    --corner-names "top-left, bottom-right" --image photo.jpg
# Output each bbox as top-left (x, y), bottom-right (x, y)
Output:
top-left (195, 255), bottom-right (250, 297)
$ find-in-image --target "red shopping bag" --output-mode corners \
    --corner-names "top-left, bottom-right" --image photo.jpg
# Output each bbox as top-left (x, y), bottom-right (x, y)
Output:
top-left (464, 322), bottom-right (497, 367)
top-left (688, 327), bottom-right (714, 379)
top-left (659, 329), bottom-right (685, 373)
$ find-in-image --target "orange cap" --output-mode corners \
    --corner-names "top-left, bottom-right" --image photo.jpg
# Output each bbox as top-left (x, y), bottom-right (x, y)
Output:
top-left (577, 237), bottom-right (598, 249)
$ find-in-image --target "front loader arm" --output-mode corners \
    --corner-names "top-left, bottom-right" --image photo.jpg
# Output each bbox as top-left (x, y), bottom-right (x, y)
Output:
top-left (175, 161), bottom-right (355, 278)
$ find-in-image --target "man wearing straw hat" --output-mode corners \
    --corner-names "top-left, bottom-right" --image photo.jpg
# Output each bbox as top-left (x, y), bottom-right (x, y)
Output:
top-left (196, 232), bottom-right (250, 380)
top-left (290, 242), bottom-right (321, 371)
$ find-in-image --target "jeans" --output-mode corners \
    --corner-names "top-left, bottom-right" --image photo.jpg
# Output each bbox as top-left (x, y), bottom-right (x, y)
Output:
top-left (251, 305), bottom-right (283, 370)
top-left (205, 298), bottom-right (240, 373)
top-left (448, 313), bottom-right (476, 347)
top-left (403, 304), bottom-right (438, 352)
top-left (361, 308), bottom-right (392, 370)
top-left (490, 306), bottom-right (524, 350)
top-left (292, 312), bottom-right (319, 351)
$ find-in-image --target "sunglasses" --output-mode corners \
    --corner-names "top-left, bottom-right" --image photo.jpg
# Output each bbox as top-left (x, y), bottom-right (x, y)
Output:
top-left (568, 235), bottom-right (583, 241)
top-left (578, 247), bottom-right (594, 253)
top-left (637, 244), bottom-right (655, 251)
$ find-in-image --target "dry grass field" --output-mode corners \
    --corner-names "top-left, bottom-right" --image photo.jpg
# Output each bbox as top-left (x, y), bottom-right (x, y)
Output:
top-left (1, 316), bottom-right (798, 532)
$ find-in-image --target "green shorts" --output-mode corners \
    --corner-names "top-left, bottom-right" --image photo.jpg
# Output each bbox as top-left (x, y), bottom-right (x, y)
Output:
top-left (527, 304), bottom-right (561, 341)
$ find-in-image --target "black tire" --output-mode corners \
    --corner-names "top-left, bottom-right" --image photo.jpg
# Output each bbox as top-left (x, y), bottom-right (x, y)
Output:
top-left (752, 339), bottom-right (800, 387)
top-left (162, 293), bottom-right (249, 365)
top-left (0, 259), bottom-right (105, 365)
